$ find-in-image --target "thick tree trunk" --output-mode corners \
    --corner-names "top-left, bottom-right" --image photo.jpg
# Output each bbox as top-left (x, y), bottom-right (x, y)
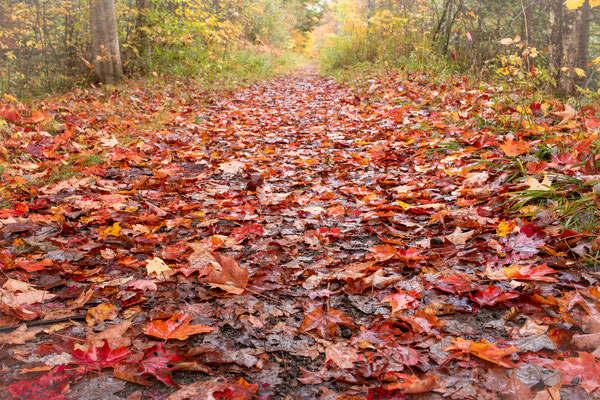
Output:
top-left (556, 6), bottom-right (584, 96)
top-left (89, 0), bottom-right (122, 84)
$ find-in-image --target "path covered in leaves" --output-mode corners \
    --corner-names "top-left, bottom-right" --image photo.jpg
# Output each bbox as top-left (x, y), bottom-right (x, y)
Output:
top-left (1, 70), bottom-right (600, 399)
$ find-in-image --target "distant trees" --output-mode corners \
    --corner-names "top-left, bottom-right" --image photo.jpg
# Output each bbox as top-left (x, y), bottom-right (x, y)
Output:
top-left (0, 0), bottom-right (324, 97)
top-left (321, 0), bottom-right (599, 97)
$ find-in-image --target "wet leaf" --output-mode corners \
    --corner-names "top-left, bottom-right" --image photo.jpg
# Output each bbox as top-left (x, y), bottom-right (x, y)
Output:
top-left (143, 313), bottom-right (216, 340)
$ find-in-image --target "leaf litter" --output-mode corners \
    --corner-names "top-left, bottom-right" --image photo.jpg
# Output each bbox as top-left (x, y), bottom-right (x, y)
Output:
top-left (0, 69), bottom-right (599, 398)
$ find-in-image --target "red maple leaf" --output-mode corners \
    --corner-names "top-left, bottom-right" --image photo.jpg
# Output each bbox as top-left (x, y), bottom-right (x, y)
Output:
top-left (139, 344), bottom-right (183, 387)
top-left (471, 285), bottom-right (520, 306)
top-left (71, 340), bottom-right (131, 370)
top-left (7, 365), bottom-right (81, 400)
top-left (552, 352), bottom-right (600, 393)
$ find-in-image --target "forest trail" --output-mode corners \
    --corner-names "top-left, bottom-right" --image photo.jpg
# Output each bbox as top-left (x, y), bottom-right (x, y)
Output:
top-left (1, 70), bottom-right (598, 399)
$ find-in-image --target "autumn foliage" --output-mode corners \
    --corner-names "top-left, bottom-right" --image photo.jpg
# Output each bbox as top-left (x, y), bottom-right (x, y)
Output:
top-left (0, 64), bottom-right (600, 398)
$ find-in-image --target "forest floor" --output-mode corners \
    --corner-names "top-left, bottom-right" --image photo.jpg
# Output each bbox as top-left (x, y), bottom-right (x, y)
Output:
top-left (0, 68), bottom-right (599, 399)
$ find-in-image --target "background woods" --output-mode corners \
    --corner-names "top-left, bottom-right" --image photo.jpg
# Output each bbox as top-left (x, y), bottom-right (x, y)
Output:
top-left (0, 0), bottom-right (324, 97)
top-left (318, 0), bottom-right (600, 97)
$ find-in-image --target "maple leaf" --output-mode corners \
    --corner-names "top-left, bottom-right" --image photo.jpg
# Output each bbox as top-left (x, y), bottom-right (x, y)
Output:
top-left (0, 323), bottom-right (42, 345)
top-left (471, 285), bottom-right (520, 306)
top-left (325, 342), bottom-right (360, 369)
top-left (204, 252), bottom-right (248, 294)
top-left (139, 344), bottom-right (183, 387)
top-left (444, 337), bottom-right (518, 368)
top-left (444, 227), bottom-right (475, 245)
top-left (383, 374), bottom-right (439, 394)
top-left (103, 222), bottom-right (121, 237)
top-left (496, 220), bottom-right (515, 237)
top-left (0, 278), bottom-right (56, 320)
top-left (504, 263), bottom-right (557, 282)
top-left (553, 103), bottom-right (576, 124)
top-left (166, 378), bottom-right (258, 400)
top-left (526, 174), bottom-right (552, 191)
top-left (499, 139), bottom-right (530, 157)
top-left (180, 242), bottom-right (219, 277)
top-left (383, 291), bottom-right (420, 314)
top-left (145, 256), bottom-right (173, 278)
top-left (300, 308), bottom-right (354, 339)
top-left (552, 352), bottom-right (600, 393)
top-left (72, 340), bottom-right (131, 370)
top-left (86, 303), bottom-right (118, 326)
top-left (143, 313), bottom-right (216, 340)
top-left (8, 365), bottom-right (80, 400)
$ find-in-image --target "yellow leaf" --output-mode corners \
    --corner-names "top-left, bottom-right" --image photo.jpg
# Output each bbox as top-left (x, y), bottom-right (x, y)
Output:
top-left (566, 0), bottom-right (585, 9)
top-left (574, 68), bottom-right (586, 77)
top-left (146, 257), bottom-right (172, 277)
top-left (496, 221), bottom-right (513, 237)
top-left (104, 222), bottom-right (121, 237)
top-left (397, 200), bottom-right (412, 210)
top-left (86, 303), bottom-right (118, 326)
top-left (3, 94), bottom-right (18, 103)
top-left (591, 0), bottom-right (600, 7)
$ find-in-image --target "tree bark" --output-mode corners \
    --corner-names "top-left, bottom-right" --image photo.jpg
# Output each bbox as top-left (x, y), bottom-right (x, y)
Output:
top-left (548, 0), bottom-right (563, 74)
top-left (556, 5), bottom-right (584, 96)
top-left (577, 1), bottom-right (591, 87)
top-left (89, 0), bottom-right (122, 84)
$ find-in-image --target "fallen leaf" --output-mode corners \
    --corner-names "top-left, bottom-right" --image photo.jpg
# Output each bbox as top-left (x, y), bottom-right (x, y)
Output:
top-left (86, 303), bottom-right (118, 326)
top-left (204, 252), bottom-right (248, 294)
top-left (300, 308), bottom-right (354, 339)
top-left (325, 342), bottom-right (360, 369)
top-left (383, 291), bottom-right (420, 314)
top-left (166, 378), bottom-right (258, 400)
top-left (72, 340), bottom-right (131, 370)
top-left (143, 313), bottom-right (216, 340)
top-left (500, 139), bottom-right (530, 157)
top-left (146, 257), bottom-right (173, 278)
top-left (0, 324), bottom-right (43, 344)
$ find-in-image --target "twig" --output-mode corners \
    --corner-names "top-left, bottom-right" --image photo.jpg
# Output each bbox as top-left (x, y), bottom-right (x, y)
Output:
top-left (0, 315), bottom-right (86, 333)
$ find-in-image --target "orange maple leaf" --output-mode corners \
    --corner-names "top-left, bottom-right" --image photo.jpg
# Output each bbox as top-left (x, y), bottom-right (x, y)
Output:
top-left (499, 139), bottom-right (531, 157)
top-left (143, 313), bottom-right (216, 340)
top-left (299, 309), bottom-right (354, 339)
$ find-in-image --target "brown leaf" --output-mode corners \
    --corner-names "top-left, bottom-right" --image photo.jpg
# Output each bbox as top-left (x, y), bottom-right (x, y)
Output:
top-left (325, 342), bottom-right (360, 369)
top-left (86, 320), bottom-right (132, 349)
top-left (553, 103), bottom-right (576, 125)
top-left (204, 253), bottom-right (248, 295)
top-left (0, 324), bottom-right (43, 344)
top-left (166, 378), bottom-right (258, 400)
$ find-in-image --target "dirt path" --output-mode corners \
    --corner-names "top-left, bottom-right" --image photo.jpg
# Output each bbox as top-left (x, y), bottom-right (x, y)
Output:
top-left (1, 70), bottom-right (597, 399)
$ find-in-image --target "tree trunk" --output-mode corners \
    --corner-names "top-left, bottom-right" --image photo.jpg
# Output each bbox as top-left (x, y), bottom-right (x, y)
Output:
top-left (556, 6), bottom-right (584, 96)
top-left (577, 1), bottom-right (591, 88)
top-left (89, 0), bottom-right (122, 84)
top-left (548, 0), bottom-right (563, 74)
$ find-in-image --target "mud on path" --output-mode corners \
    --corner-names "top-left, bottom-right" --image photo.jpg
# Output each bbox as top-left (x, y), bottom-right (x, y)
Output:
top-left (0, 70), bottom-right (597, 399)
